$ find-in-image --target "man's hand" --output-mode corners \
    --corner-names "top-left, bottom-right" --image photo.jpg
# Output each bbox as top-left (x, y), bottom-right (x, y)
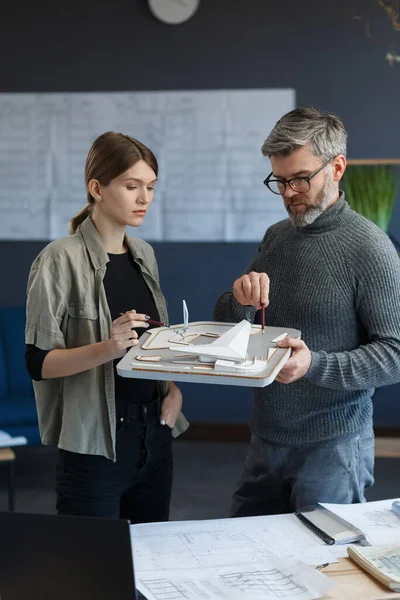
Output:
top-left (160, 382), bottom-right (183, 428)
top-left (275, 337), bottom-right (312, 384)
top-left (232, 272), bottom-right (270, 310)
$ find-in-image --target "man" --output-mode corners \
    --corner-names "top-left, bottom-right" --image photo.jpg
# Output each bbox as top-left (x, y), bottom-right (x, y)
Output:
top-left (214, 107), bottom-right (400, 516)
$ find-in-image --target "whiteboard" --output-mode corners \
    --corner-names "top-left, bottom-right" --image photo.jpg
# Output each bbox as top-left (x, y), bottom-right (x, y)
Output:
top-left (0, 89), bottom-right (294, 241)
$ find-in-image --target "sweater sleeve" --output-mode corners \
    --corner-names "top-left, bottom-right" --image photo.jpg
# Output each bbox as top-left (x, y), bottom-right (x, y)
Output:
top-left (213, 234), bottom-right (271, 324)
top-left (304, 238), bottom-right (400, 391)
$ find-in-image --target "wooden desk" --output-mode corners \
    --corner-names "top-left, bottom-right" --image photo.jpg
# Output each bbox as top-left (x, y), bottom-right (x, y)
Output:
top-left (322, 557), bottom-right (400, 599)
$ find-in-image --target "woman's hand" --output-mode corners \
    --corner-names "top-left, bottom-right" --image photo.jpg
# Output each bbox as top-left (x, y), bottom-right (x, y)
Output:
top-left (106, 310), bottom-right (149, 359)
top-left (160, 382), bottom-right (183, 428)
top-left (41, 309), bottom-right (150, 379)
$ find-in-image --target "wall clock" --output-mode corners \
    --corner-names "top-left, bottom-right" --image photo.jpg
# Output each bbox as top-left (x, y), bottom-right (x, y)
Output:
top-left (147, 0), bottom-right (200, 25)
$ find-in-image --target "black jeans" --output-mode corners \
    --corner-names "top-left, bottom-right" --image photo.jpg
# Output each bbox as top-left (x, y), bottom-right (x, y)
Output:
top-left (56, 399), bottom-right (173, 523)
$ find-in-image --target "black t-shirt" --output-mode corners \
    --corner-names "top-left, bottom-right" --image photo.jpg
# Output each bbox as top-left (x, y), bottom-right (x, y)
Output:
top-left (25, 250), bottom-right (161, 404)
top-left (104, 251), bottom-right (160, 404)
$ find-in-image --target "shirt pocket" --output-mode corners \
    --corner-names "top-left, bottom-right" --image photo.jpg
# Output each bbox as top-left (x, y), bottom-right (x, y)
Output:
top-left (67, 303), bottom-right (100, 347)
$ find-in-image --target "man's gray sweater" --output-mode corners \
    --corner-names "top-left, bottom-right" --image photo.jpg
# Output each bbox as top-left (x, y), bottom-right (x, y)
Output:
top-left (214, 196), bottom-right (400, 445)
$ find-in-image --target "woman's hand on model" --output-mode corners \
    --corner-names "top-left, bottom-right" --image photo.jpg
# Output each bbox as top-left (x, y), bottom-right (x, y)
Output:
top-left (107, 310), bottom-right (150, 359)
top-left (160, 382), bottom-right (183, 429)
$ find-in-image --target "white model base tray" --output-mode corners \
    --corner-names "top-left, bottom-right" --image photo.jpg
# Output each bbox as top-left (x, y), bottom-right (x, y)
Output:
top-left (117, 321), bottom-right (301, 388)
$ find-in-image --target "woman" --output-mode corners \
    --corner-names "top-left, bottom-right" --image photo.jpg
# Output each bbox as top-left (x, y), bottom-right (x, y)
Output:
top-left (25, 131), bottom-right (188, 522)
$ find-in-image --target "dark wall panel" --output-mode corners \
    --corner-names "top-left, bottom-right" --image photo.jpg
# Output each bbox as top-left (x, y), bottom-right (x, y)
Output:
top-left (1, 0), bottom-right (399, 159)
top-left (1, 0), bottom-right (399, 424)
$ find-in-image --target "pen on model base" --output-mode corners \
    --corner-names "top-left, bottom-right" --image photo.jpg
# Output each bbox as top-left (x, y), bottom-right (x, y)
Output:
top-left (261, 305), bottom-right (265, 333)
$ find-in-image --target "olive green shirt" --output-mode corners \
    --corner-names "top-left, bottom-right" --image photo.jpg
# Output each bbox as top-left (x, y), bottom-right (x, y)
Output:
top-left (25, 216), bottom-right (189, 460)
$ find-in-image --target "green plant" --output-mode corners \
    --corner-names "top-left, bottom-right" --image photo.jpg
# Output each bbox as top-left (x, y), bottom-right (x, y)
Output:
top-left (343, 164), bottom-right (397, 232)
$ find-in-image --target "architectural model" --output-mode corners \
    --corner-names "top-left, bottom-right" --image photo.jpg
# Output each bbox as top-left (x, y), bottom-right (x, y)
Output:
top-left (133, 300), bottom-right (288, 374)
top-left (170, 319), bottom-right (252, 363)
top-left (116, 300), bottom-right (300, 388)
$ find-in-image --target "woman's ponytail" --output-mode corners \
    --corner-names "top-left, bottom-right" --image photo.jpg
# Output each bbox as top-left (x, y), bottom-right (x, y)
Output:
top-left (68, 204), bottom-right (93, 234)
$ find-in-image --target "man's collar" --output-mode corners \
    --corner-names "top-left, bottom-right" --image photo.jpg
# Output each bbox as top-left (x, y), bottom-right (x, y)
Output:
top-left (296, 191), bottom-right (349, 234)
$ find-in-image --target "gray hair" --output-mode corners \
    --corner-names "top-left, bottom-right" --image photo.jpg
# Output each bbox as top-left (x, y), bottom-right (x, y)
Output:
top-left (261, 107), bottom-right (347, 161)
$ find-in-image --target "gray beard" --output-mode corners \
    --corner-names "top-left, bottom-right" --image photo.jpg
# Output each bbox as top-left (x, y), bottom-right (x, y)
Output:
top-left (287, 173), bottom-right (337, 228)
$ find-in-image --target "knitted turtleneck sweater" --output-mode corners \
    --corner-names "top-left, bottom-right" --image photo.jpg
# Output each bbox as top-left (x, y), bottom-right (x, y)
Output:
top-left (214, 195), bottom-right (400, 445)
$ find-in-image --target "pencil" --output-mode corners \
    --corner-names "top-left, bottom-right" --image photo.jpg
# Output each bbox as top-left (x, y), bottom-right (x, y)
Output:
top-left (119, 313), bottom-right (169, 327)
top-left (261, 306), bottom-right (265, 333)
top-left (147, 319), bottom-right (170, 327)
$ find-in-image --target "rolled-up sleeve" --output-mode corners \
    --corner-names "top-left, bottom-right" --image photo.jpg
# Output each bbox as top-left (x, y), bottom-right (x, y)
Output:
top-left (25, 258), bottom-right (67, 350)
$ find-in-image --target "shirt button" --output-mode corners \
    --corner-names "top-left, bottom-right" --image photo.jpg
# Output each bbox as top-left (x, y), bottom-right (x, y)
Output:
top-left (120, 417), bottom-right (125, 422)
top-left (143, 406), bottom-right (148, 415)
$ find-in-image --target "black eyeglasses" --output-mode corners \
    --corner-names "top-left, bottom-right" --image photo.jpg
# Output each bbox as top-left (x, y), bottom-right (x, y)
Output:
top-left (264, 157), bottom-right (335, 195)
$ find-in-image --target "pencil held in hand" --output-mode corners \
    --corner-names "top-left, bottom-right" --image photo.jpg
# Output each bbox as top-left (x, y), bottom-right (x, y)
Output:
top-left (147, 319), bottom-right (170, 328)
top-left (119, 312), bottom-right (169, 327)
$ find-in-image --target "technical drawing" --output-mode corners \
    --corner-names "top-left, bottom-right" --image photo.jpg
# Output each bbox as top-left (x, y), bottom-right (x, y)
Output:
top-left (139, 578), bottom-right (187, 600)
top-left (0, 89), bottom-right (294, 241)
top-left (365, 510), bottom-right (400, 528)
top-left (220, 569), bottom-right (307, 596)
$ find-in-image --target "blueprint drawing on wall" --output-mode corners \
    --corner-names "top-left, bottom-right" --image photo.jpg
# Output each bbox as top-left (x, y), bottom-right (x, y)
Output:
top-left (0, 89), bottom-right (294, 241)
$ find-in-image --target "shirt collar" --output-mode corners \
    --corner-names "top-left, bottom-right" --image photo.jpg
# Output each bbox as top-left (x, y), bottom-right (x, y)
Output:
top-left (78, 216), bottom-right (151, 271)
top-left (78, 216), bottom-right (109, 270)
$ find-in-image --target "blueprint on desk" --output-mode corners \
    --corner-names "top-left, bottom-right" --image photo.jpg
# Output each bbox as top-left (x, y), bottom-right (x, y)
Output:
top-left (130, 515), bottom-right (336, 600)
top-left (0, 89), bottom-right (294, 241)
top-left (133, 559), bottom-right (333, 600)
top-left (321, 498), bottom-right (400, 546)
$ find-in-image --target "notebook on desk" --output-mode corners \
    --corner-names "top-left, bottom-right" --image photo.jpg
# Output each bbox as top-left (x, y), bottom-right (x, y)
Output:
top-left (0, 511), bottom-right (144, 600)
top-left (295, 505), bottom-right (366, 545)
top-left (347, 544), bottom-right (400, 592)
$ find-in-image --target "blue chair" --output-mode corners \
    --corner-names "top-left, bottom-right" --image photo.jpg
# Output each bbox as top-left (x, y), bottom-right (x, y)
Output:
top-left (0, 307), bottom-right (40, 444)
